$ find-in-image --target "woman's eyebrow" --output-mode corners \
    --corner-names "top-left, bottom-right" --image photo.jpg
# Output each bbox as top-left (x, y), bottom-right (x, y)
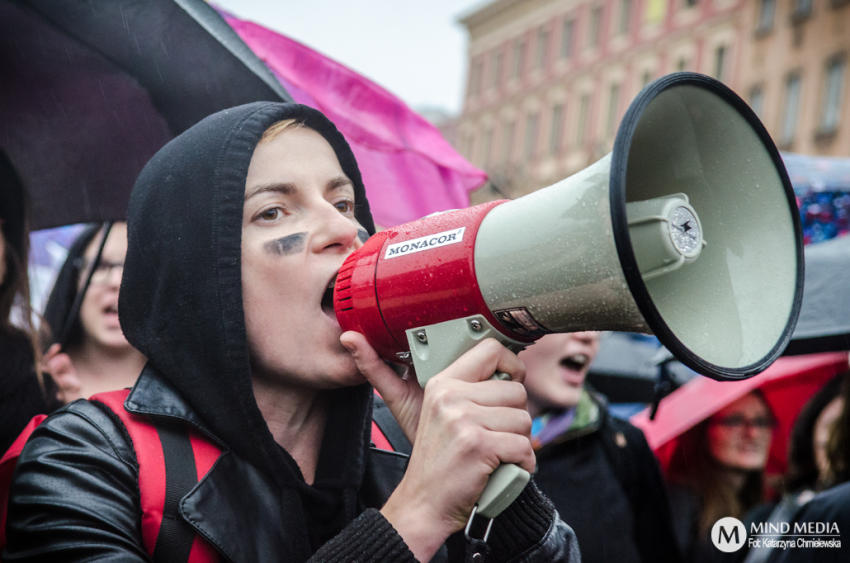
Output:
top-left (245, 182), bottom-right (297, 201)
top-left (326, 176), bottom-right (353, 193)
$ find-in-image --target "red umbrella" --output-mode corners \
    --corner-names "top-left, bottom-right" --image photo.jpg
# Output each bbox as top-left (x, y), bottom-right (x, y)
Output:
top-left (631, 352), bottom-right (849, 478)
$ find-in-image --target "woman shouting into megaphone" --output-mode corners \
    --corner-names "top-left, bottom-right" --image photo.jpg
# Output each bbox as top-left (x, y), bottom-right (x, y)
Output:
top-left (4, 103), bottom-right (577, 563)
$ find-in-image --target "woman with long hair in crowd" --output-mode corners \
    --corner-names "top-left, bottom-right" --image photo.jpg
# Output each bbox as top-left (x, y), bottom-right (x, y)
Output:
top-left (743, 372), bottom-right (846, 563)
top-left (41, 222), bottom-right (145, 403)
top-left (769, 370), bottom-right (850, 563)
top-left (785, 374), bottom-right (846, 497)
top-left (667, 391), bottom-right (776, 562)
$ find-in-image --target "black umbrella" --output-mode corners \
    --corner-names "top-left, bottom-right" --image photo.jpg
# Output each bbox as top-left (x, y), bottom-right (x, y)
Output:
top-left (586, 332), bottom-right (695, 404)
top-left (1, 0), bottom-right (290, 230)
top-left (784, 235), bottom-right (850, 355)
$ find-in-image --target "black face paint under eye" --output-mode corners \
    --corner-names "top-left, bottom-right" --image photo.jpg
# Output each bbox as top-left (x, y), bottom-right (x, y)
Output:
top-left (357, 229), bottom-right (369, 243)
top-left (264, 232), bottom-right (307, 256)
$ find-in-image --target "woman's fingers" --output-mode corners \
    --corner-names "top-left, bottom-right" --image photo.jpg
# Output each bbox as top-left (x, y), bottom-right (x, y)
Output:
top-left (433, 338), bottom-right (526, 385)
top-left (341, 331), bottom-right (408, 399)
top-left (428, 378), bottom-right (528, 410)
top-left (341, 330), bottom-right (424, 441)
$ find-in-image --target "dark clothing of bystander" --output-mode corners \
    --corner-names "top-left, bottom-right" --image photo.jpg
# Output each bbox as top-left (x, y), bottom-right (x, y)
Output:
top-left (0, 330), bottom-right (53, 453)
top-left (533, 388), bottom-right (682, 563)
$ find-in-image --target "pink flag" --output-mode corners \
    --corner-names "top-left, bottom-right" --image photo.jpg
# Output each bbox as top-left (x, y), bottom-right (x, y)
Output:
top-left (223, 15), bottom-right (487, 227)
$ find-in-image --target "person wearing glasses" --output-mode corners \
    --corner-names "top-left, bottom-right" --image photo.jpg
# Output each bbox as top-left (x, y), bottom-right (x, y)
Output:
top-left (41, 222), bottom-right (146, 403)
top-left (667, 391), bottom-right (776, 563)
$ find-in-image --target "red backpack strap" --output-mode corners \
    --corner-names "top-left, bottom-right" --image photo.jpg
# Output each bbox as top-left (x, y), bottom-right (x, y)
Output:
top-left (91, 390), bottom-right (221, 563)
top-left (370, 420), bottom-right (394, 451)
top-left (1, 414), bottom-right (48, 551)
top-left (371, 395), bottom-right (411, 454)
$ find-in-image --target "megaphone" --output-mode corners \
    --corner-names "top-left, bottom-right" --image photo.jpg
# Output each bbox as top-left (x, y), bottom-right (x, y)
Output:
top-left (334, 72), bottom-right (803, 520)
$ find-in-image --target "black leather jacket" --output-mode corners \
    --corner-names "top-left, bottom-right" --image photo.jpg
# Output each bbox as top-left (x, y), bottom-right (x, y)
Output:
top-left (5, 370), bottom-right (579, 562)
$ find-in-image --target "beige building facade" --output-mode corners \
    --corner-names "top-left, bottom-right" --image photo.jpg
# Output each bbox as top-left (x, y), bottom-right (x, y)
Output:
top-left (455, 0), bottom-right (849, 201)
top-left (739, 0), bottom-right (850, 155)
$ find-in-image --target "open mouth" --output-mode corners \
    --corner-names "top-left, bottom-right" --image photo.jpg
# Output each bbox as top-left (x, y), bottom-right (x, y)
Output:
top-left (103, 303), bottom-right (119, 315)
top-left (560, 353), bottom-right (590, 372)
top-left (321, 275), bottom-right (337, 315)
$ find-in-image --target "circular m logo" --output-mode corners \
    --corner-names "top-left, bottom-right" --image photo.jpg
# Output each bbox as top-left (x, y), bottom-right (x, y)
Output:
top-left (711, 517), bottom-right (747, 552)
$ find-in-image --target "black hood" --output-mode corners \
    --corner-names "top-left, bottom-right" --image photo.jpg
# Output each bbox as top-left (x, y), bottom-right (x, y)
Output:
top-left (120, 102), bottom-right (376, 488)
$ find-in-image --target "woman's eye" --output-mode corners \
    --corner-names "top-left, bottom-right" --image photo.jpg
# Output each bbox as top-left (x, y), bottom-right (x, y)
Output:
top-left (334, 200), bottom-right (354, 214)
top-left (258, 207), bottom-right (283, 221)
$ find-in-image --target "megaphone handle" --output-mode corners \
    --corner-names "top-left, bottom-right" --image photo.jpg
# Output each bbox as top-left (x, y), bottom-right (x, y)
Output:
top-left (475, 461), bottom-right (531, 519)
top-left (472, 371), bottom-right (532, 519)
top-left (405, 317), bottom-right (532, 520)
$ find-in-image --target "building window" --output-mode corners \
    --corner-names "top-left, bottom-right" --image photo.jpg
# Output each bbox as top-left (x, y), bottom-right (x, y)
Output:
top-left (550, 103), bottom-right (565, 154)
top-left (525, 113), bottom-right (540, 159)
top-left (491, 52), bottom-right (503, 89)
top-left (677, 57), bottom-right (689, 71)
top-left (757, 0), bottom-right (776, 33)
top-left (749, 85), bottom-right (765, 119)
top-left (683, 0), bottom-right (698, 8)
top-left (820, 57), bottom-right (846, 133)
top-left (618, 0), bottom-right (631, 36)
top-left (714, 45), bottom-right (727, 82)
top-left (641, 70), bottom-right (653, 87)
top-left (645, 0), bottom-right (665, 25)
top-left (561, 19), bottom-right (575, 59)
top-left (792, 0), bottom-right (812, 20)
top-left (469, 60), bottom-right (483, 96)
top-left (781, 73), bottom-right (802, 145)
top-left (606, 83), bottom-right (621, 136)
top-left (577, 94), bottom-right (590, 145)
top-left (502, 121), bottom-right (516, 162)
top-left (589, 6), bottom-right (603, 49)
top-left (536, 28), bottom-right (549, 69)
top-left (513, 40), bottom-right (526, 78)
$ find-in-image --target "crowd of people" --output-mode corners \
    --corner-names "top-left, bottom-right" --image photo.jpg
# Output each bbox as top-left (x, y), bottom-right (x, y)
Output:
top-left (1, 101), bottom-right (848, 562)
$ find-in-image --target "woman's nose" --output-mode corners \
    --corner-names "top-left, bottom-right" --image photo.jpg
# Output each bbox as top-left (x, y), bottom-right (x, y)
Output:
top-left (311, 203), bottom-right (361, 253)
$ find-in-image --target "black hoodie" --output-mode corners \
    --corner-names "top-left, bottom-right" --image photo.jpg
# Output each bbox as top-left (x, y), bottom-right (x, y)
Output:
top-left (120, 102), bottom-right (380, 544)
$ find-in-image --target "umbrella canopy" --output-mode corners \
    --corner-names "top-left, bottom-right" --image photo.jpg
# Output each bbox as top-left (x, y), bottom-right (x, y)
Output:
top-left (783, 152), bottom-right (850, 196)
top-left (631, 351), bottom-right (849, 477)
top-left (587, 332), bottom-right (695, 404)
top-left (786, 235), bottom-right (850, 355)
top-left (1, 0), bottom-right (289, 230)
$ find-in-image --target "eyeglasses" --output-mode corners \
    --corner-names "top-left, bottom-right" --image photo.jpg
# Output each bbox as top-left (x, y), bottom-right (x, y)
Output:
top-left (711, 415), bottom-right (776, 431)
top-left (75, 258), bottom-right (124, 285)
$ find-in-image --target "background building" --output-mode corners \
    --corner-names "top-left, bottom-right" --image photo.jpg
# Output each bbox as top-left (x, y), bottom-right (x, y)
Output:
top-left (455, 0), bottom-right (850, 202)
